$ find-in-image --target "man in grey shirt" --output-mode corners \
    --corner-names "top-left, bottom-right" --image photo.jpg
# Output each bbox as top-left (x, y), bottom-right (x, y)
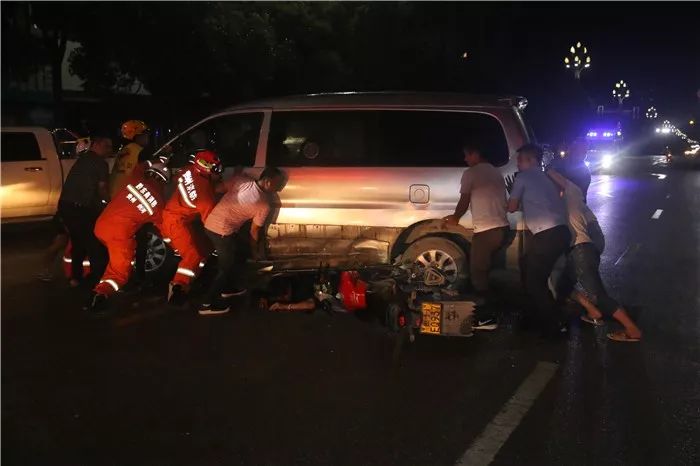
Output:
top-left (444, 144), bottom-right (509, 330)
top-left (507, 143), bottom-right (571, 338)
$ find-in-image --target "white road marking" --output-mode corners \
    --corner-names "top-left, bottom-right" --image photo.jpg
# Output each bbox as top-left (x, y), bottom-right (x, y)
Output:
top-left (651, 209), bottom-right (663, 219)
top-left (666, 194), bottom-right (671, 199)
top-left (455, 362), bottom-right (558, 466)
top-left (651, 173), bottom-right (667, 180)
top-left (614, 245), bottom-right (631, 266)
top-left (614, 242), bottom-right (642, 266)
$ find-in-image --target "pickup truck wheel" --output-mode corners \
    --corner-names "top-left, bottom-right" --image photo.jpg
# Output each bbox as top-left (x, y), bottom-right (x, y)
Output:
top-left (402, 237), bottom-right (468, 285)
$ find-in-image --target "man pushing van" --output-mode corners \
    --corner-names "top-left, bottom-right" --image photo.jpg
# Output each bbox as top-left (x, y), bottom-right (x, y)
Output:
top-left (444, 143), bottom-right (509, 331)
top-left (198, 167), bottom-right (285, 316)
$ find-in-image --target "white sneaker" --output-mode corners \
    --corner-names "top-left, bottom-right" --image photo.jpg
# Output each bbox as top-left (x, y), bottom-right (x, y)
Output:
top-left (198, 303), bottom-right (231, 316)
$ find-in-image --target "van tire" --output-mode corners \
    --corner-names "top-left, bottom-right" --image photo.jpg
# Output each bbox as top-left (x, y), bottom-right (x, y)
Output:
top-left (402, 236), bottom-right (468, 286)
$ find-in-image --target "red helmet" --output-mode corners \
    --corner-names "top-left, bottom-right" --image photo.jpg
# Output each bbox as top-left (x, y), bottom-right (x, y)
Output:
top-left (190, 150), bottom-right (222, 175)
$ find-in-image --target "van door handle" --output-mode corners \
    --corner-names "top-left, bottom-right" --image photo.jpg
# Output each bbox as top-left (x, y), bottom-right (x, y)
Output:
top-left (24, 167), bottom-right (43, 172)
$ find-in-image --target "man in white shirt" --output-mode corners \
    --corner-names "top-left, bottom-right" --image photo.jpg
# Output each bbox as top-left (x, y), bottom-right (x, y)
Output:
top-left (199, 167), bottom-right (285, 315)
top-left (547, 169), bottom-right (642, 342)
top-left (444, 144), bottom-right (509, 330)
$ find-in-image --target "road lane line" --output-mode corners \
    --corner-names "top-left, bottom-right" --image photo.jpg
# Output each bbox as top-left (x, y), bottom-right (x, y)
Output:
top-left (455, 362), bottom-right (558, 466)
top-left (614, 245), bottom-right (631, 266)
top-left (651, 209), bottom-right (663, 219)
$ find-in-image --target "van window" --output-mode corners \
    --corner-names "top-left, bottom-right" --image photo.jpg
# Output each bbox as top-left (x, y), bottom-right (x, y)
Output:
top-left (267, 110), bottom-right (509, 167)
top-left (1, 132), bottom-right (42, 162)
top-left (267, 111), bottom-right (369, 167)
top-left (170, 112), bottom-right (263, 167)
top-left (373, 111), bottom-right (509, 167)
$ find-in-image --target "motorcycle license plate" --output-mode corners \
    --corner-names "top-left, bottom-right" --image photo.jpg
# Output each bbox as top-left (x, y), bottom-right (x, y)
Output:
top-left (420, 302), bottom-right (442, 335)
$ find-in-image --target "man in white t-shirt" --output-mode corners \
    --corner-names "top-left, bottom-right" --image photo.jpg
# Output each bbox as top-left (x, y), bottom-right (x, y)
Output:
top-left (547, 169), bottom-right (642, 342)
top-left (444, 144), bottom-right (509, 330)
top-left (199, 167), bottom-right (285, 315)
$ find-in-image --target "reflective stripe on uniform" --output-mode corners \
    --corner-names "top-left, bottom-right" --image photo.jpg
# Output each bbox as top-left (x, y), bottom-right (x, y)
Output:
top-left (177, 181), bottom-right (197, 209)
top-left (163, 238), bottom-right (172, 243)
top-left (126, 184), bottom-right (154, 216)
top-left (99, 279), bottom-right (120, 291)
top-left (63, 257), bottom-right (91, 266)
top-left (176, 267), bottom-right (196, 277)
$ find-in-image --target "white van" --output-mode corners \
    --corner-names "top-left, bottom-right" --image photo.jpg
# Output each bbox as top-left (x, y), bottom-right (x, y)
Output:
top-left (156, 92), bottom-right (531, 283)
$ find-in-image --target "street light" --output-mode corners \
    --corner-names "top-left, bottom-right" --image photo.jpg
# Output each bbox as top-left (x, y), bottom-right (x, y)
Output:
top-left (612, 80), bottom-right (630, 105)
top-left (645, 106), bottom-right (658, 119)
top-left (563, 41), bottom-right (591, 80)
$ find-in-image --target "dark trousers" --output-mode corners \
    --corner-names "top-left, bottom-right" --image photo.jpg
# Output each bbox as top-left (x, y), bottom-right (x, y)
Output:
top-left (470, 226), bottom-right (509, 294)
top-left (203, 230), bottom-right (246, 305)
top-left (58, 201), bottom-right (107, 283)
top-left (524, 225), bottom-right (571, 332)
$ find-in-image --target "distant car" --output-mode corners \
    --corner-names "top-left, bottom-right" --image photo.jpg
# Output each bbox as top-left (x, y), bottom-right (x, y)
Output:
top-left (666, 142), bottom-right (700, 168)
top-left (585, 128), bottom-right (621, 172)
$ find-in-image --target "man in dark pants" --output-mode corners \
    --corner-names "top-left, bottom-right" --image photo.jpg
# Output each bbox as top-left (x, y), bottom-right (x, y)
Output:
top-left (57, 136), bottom-right (113, 286)
top-left (444, 143), bottom-right (509, 330)
top-left (199, 167), bottom-right (285, 315)
top-left (507, 144), bottom-right (571, 338)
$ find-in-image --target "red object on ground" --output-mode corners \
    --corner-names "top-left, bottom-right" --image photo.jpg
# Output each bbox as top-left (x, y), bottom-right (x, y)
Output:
top-left (62, 241), bottom-right (91, 278)
top-left (338, 271), bottom-right (368, 311)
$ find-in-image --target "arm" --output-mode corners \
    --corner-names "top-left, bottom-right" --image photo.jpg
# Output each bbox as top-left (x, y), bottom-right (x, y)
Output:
top-left (507, 175), bottom-right (525, 213)
top-left (249, 205), bottom-right (270, 260)
top-left (444, 193), bottom-right (470, 226)
top-left (444, 170), bottom-right (472, 225)
top-left (545, 168), bottom-right (568, 191)
top-left (97, 181), bottom-right (110, 204)
top-left (507, 197), bottom-right (520, 213)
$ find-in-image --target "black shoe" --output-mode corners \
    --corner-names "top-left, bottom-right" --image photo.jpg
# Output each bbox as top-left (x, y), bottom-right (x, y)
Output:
top-left (473, 307), bottom-right (498, 331)
top-left (85, 293), bottom-right (109, 313)
top-left (198, 302), bottom-right (231, 316)
top-left (220, 289), bottom-right (247, 299)
top-left (167, 283), bottom-right (187, 306)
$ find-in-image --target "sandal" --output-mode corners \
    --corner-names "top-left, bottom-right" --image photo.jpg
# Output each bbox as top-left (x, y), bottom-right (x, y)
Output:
top-left (580, 315), bottom-right (604, 327)
top-left (607, 330), bottom-right (641, 342)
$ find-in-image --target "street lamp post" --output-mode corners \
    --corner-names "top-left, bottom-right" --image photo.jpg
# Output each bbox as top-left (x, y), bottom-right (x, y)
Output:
top-left (563, 41), bottom-right (591, 80)
top-left (612, 80), bottom-right (630, 106)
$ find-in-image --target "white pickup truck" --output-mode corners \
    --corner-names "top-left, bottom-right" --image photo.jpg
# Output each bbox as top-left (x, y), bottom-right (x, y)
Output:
top-left (1, 127), bottom-right (115, 223)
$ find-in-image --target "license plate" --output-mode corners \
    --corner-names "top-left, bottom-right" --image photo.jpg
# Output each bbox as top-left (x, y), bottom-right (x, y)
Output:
top-left (420, 302), bottom-right (442, 335)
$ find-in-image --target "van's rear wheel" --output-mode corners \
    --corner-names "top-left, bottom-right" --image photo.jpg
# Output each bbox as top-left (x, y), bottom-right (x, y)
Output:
top-left (402, 237), bottom-right (468, 285)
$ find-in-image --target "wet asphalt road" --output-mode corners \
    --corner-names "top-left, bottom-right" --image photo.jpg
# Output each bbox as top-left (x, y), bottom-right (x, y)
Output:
top-left (2, 156), bottom-right (699, 466)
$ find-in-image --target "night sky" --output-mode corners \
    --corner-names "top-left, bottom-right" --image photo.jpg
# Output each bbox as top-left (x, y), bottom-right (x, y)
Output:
top-left (462, 2), bottom-right (700, 138)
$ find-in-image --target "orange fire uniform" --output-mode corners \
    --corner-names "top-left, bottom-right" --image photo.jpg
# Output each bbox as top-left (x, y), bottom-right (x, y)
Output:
top-left (93, 167), bottom-right (166, 296)
top-left (161, 167), bottom-right (216, 287)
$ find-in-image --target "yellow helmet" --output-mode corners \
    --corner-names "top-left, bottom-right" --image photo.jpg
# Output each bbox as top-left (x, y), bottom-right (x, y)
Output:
top-left (120, 120), bottom-right (148, 141)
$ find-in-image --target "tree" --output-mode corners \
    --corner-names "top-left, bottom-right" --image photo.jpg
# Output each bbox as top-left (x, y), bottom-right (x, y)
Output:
top-left (2, 2), bottom-right (86, 123)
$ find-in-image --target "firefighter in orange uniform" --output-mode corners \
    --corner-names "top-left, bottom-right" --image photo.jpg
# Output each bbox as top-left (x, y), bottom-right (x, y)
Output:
top-left (161, 150), bottom-right (221, 305)
top-left (87, 162), bottom-right (171, 312)
top-left (109, 120), bottom-right (150, 197)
